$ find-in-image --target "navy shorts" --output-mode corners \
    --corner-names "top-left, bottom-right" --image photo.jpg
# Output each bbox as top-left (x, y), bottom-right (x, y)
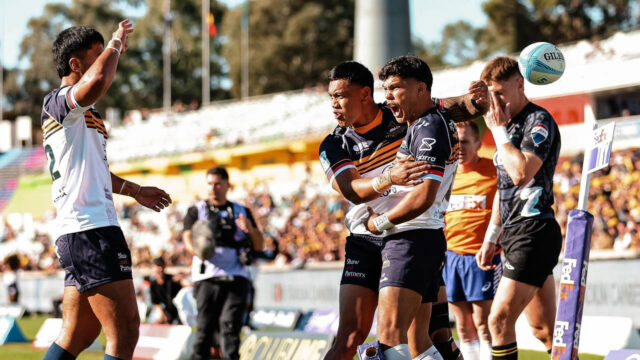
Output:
top-left (55, 226), bottom-right (133, 293)
top-left (380, 229), bottom-right (446, 300)
top-left (340, 233), bottom-right (383, 292)
top-left (443, 250), bottom-right (502, 302)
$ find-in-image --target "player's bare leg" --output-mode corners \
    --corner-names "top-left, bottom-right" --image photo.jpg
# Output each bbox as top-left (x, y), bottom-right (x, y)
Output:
top-left (324, 284), bottom-right (378, 360)
top-left (488, 277), bottom-right (537, 359)
top-left (377, 286), bottom-right (422, 358)
top-left (47, 287), bottom-right (102, 357)
top-left (87, 279), bottom-right (140, 359)
top-left (407, 302), bottom-right (433, 357)
top-left (524, 275), bottom-right (556, 351)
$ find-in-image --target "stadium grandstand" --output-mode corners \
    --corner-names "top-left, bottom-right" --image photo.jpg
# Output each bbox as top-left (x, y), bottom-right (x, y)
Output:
top-left (1, 24), bottom-right (640, 360)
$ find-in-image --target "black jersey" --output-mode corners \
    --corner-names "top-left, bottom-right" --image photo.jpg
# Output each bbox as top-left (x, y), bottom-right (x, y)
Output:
top-left (319, 104), bottom-right (409, 236)
top-left (494, 102), bottom-right (561, 228)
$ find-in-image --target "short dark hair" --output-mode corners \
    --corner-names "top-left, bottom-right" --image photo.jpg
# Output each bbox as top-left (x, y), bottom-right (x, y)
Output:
top-left (328, 61), bottom-right (374, 96)
top-left (481, 56), bottom-right (522, 83)
top-left (456, 121), bottom-right (480, 140)
top-left (379, 55), bottom-right (433, 91)
top-left (207, 166), bottom-right (229, 180)
top-left (52, 26), bottom-right (104, 78)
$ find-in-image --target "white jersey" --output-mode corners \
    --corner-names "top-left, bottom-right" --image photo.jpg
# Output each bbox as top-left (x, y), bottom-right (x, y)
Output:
top-left (41, 85), bottom-right (119, 239)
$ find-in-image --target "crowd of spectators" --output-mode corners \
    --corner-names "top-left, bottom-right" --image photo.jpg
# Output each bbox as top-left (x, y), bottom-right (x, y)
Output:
top-left (2, 148), bottom-right (640, 273)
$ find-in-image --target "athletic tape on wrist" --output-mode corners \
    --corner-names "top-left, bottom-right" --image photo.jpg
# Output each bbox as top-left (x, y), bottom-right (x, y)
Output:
top-left (106, 44), bottom-right (121, 56)
top-left (491, 126), bottom-right (510, 146)
top-left (373, 213), bottom-right (394, 233)
top-left (372, 170), bottom-right (392, 193)
top-left (484, 223), bottom-right (501, 244)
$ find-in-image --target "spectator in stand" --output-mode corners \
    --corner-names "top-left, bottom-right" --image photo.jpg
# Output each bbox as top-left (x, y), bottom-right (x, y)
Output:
top-left (148, 257), bottom-right (184, 324)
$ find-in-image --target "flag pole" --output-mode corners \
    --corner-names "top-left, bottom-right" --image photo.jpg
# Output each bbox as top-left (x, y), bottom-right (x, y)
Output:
top-left (201, 0), bottom-right (210, 107)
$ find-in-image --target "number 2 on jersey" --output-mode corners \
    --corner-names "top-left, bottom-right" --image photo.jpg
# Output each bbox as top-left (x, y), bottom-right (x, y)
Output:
top-left (44, 144), bottom-right (61, 181)
top-left (519, 186), bottom-right (542, 217)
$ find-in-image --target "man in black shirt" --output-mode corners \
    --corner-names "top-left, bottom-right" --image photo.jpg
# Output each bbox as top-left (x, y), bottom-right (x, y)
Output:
top-left (149, 257), bottom-right (182, 324)
top-left (476, 56), bottom-right (562, 360)
top-left (182, 166), bottom-right (263, 360)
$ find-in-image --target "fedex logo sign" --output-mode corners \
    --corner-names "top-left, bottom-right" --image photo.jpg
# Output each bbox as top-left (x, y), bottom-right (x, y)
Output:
top-left (551, 321), bottom-right (569, 359)
top-left (559, 258), bottom-right (577, 301)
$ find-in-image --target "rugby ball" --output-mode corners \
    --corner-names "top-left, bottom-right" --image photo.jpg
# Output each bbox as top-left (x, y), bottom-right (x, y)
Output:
top-left (518, 42), bottom-right (565, 85)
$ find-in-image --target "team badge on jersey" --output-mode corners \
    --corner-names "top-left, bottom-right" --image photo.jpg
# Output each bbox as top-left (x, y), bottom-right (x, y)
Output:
top-left (319, 151), bottom-right (331, 172)
top-left (530, 124), bottom-right (549, 146)
top-left (419, 138), bottom-right (437, 151)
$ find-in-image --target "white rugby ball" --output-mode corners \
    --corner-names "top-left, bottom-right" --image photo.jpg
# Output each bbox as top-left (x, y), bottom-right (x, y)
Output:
top-left (518, 42), bottom-right (565, 85)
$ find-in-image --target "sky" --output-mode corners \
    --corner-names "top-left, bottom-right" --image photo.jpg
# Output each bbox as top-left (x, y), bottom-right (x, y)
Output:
top-left (0, 0), bottom-right (487, 69)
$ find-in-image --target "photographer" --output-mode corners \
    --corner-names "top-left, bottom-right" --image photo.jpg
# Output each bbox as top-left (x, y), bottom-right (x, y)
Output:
top-left (182, 167), bottom-right (264, 360)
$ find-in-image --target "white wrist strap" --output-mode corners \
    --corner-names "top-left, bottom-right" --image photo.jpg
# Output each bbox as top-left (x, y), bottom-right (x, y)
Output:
top-left (484, 223), bottom-right (502, 244)
top-left (491, 126), bottom-right (510, 147)
top-left (107, 39), bottom-right (122, 55)
top-left (373, 213), bottom-right (394, 233)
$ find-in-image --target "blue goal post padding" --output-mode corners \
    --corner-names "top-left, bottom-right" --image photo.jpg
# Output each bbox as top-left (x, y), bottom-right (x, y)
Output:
top-left (551, 210), bottom-right (594, 360)
top-left (0, 316), bottom-right (28, 345)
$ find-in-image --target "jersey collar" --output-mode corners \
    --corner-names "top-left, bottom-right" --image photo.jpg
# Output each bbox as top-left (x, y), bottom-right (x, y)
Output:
top-left (353, 109), bottom-right (382, 134)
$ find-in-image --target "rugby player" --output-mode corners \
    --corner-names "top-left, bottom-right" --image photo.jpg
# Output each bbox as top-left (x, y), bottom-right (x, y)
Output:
top-left (443, 121), bottom-right (500, 360)
top-left (365, 55), bottom-right (460, 360)
top-left (42, 21), bottom-right (172, 360)
top-left (319, 60), bottom-right (487, 360)
top-left (476, 57), bottom-right (562, 360)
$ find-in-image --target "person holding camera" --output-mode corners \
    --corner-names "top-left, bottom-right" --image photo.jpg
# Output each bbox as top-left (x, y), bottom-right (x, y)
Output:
top-left (182, 167), bottom-right (264, 360)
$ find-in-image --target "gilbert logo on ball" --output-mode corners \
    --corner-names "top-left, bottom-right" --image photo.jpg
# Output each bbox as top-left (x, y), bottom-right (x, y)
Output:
top-left (518, 42), bottom-right (565, 85)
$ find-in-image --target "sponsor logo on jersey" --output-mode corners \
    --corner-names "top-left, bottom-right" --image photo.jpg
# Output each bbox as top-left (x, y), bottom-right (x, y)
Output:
top-left (416, 155), bottom-right (436, 162)
top-left (319, 151), bottom-right (330, 171)
top-left (531, 123), bottom-right (549, 146)
top-left (419, 138), bottom-right (437, 152)
top-left (353, 142), bottom-right (370, 153)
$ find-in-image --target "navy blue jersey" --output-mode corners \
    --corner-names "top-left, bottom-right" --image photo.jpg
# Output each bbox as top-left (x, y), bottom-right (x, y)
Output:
top-left (494, 102), bottom-right (561, 227)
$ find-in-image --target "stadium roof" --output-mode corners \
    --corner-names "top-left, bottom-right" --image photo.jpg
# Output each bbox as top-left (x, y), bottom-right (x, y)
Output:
top-left (426, 30), bottom-right (640, 100)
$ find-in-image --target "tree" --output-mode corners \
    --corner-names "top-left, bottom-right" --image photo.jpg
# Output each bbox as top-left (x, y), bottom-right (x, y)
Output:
top-left (8, 0), bottom-right (229, 126)
top-left (221, 0), bottom-right (355, 98)
top-left (427, 0), bottom-right (638, 67)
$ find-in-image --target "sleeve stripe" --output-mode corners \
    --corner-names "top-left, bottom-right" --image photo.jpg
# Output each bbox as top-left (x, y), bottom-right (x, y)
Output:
top-left (328, 164), bottom-right (356, 184)
top-left (419, 173), bottom-right (443, 182)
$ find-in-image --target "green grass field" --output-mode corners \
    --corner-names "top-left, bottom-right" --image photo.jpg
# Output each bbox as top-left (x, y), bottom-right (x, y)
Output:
top-left (0, 314), bottom-right (604, 360)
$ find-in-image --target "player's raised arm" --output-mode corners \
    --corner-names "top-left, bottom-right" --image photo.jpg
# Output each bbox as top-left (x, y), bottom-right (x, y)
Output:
top-left (438, 80), bottom-right (490, 123)
top-left (73, 20), bottom-right (134, 107)
top-left (485, 90), bottom-right (544, 186)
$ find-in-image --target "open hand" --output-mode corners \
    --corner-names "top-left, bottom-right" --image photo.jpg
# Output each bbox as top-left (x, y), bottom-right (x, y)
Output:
top-left (389, 157), bottom-right (431, 186)
top-left (235, 213), bottom-right (255, 234)
top-left (135, 187), bottom-right (171, 212)
top-left (469, 80), bottom-right (489, 111)
top-left (112, 19), bottom-right (134, 53)
top-left (484, 90), bottom-right (511, 129)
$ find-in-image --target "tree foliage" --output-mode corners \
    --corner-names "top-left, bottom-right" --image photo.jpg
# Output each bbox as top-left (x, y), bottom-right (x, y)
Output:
top-left (221, 0), bottom-right (354, 98)
top-left (5, 0), bottom-right (228, 125)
